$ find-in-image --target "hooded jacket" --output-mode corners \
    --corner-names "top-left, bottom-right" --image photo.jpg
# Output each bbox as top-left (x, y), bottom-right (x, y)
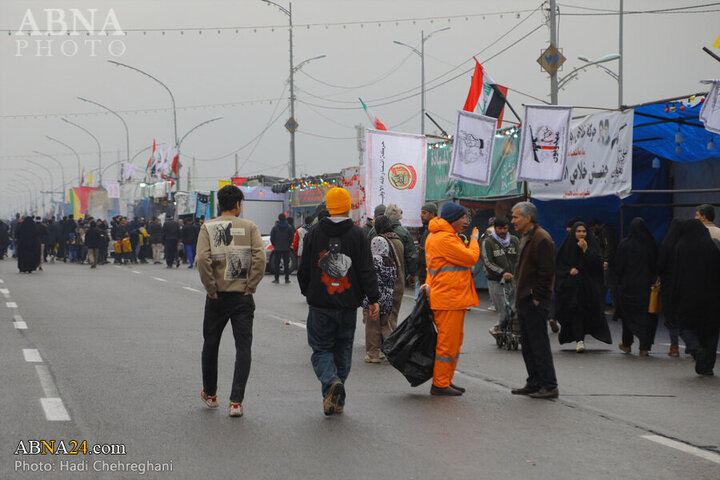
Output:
top-left (270, 221), bottom-right (294, 251)
top-left (298, 217), bottom-right (379, 309)
top-left (425, 217), bottom-right (480, 310)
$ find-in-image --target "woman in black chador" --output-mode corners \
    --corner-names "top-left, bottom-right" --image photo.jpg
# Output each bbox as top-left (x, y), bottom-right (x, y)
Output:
top-left (672, 219), bottom-right (720, 375)
top-left (656, 218), bottom-right (688, 357)
top-left (16, 216), bottom-right (41, 273)
top-left (615, 218), bottom-right (658, 356)
top-left (554, 222), bottom-right (612, 352)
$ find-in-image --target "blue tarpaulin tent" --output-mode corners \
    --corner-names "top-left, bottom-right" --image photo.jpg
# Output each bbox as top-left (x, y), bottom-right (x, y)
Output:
top-left (533, 94), bottom-right (720, 246)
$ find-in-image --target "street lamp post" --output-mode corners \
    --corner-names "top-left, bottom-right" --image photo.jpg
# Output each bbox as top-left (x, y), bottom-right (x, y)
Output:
top-left (61, 118), bottom-right (102, 186)
top-left (393, 26), bottom-right (451, 135)
top-left (177, 117), bottom-right (223, 190)
top-left (13, 176), bottom-right (40, 214)
top-left (26, 159), bottom-right (54, 216)
top-left (77, 97), bottom-right (130, 180)
top-left (261, 0), bottom-right (297, 177)
top-left (46, 136), bottom-right (82, 186)
top-left (557, 54), bottom-right (621, 91)
top-left (577, 54), bottom-right (622, 108)
top-left (33, 151), bottom-right (66, 199)
top-left (108, 60), bottom-right (179, 186)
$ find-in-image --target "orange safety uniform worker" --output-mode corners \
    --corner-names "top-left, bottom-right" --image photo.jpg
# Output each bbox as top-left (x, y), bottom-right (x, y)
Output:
top-left (424, 202), bottom-right (480, 396)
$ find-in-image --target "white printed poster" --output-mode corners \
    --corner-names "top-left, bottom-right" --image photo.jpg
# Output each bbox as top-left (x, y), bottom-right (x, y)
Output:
top-left (365, 129), bottom-right (427, 227)
top-left (516, 104), bottom-right (573, 182)
top-left (449, 110), bottom-right (496, 185)
top-left (700, 80), bottom-right (720, 134)
top-left (530, 110), bottom-right (634, 200)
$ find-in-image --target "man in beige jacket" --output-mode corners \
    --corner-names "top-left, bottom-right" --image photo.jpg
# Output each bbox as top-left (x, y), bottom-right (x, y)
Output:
top-left (196, 185), bottom-right (266, 417)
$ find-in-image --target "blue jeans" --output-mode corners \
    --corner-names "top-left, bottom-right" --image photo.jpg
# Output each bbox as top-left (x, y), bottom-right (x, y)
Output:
top-left (306, 307), bottom-right (357, 401)
top-left (185, 244), bottom-right (196, 266)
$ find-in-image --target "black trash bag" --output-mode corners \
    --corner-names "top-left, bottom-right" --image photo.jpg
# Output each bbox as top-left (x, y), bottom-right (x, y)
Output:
top-left (381, 289), bottom-right (437, 387)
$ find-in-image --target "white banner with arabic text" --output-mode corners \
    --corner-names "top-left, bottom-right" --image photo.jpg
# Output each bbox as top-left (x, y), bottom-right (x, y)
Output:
top-left (530, 110), bottom-right (634, 200)
top-left (365, 129), bottom-right (426, 227)
top-left (516, 104), bottom-right (572, 182)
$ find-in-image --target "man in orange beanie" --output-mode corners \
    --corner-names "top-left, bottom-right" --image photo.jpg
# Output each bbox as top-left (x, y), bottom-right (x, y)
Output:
top-left (298, 187), bottom-right (380, 415)
top-left (424, 202), bottom-right (480, 396)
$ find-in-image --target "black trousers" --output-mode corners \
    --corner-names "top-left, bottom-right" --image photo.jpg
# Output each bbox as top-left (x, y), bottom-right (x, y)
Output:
top-left (164, 239), bottom-right (178, 266)
top-left (518, 298), bottom-right (558, 390)
top-left (273, 250), bottom-right (290, 281)
top-left (202, 293), bottom-right (255, 403)
top-left (681, 327), bottom-right (719, 375)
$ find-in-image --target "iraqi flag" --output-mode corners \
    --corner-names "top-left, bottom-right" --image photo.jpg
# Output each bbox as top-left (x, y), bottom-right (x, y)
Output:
top-left (462, 58), bottom-right (507, 128)
top-left (359, 98), bottom-right (387, 131)
top-left (146, 139), bottom-right (157, 172)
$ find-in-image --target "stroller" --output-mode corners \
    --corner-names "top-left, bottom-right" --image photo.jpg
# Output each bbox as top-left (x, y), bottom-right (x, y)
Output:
top-left (495, 278), bottom-right (521, 351)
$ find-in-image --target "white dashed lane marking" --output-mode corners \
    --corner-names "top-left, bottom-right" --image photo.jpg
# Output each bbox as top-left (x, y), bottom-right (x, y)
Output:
top-left (14, 321), bottom-right (28, 329)
top-left (183, 287), bottom-right (202, 293)
top-left (642, 435), bottom-right (720, 465)
top-left (6, 302), bottom-right (18, 308)
top-left (40, 398), bottom-right (70, 422)
top-left (131, 270), bottom-right (141, 274)
top-left (23, 349), bottom-right (43, 363)
top-left (152, 277), bottom-right (167, 282)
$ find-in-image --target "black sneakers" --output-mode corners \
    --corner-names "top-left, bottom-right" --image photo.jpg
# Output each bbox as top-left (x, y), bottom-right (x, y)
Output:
top-left (430, 385), bottom-right (462, 396)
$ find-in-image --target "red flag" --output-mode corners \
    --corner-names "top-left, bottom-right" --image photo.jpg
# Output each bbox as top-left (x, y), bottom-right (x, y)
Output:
top-left (170, 148), bottom-right (179, 178)
top-left (463, 58), bottom-right (507, 128)
top-left (146, 139), bottom-right (156, 171)
top-left (359, 98), bottom-right (387, 131)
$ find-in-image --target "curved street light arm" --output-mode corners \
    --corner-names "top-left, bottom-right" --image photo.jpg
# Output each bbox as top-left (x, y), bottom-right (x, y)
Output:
top-left (178, 117), bottom-right (223, 148)
top-left (77, 96), bottom-right (130, 165)
top-left (61, 117), bottom-right (102, 185)
top-left (33, 150), bottom-right (67, 191)
top-left (260, 0), bottom-right (290, 16)
top-left (108, 60), bottom-right (177, 146)
top-left (46, 135), bottom-right (82, 182)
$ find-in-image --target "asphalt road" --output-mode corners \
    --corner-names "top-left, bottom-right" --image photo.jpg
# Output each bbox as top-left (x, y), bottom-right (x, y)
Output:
top-left (1, 258), bottom-right (718, 479)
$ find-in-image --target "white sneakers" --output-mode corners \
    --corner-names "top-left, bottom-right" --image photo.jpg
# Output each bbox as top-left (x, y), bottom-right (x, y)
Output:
top-left (576, 341), bottom-right (585, 353)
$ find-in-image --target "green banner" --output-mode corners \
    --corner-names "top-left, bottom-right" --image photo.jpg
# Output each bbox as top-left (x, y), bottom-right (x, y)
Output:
top-left (426, 135), bottom-right (522, 201)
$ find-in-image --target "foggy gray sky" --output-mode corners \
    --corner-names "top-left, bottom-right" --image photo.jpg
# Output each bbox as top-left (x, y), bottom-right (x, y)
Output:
top-left (1, 0), bottom-right (718, 197)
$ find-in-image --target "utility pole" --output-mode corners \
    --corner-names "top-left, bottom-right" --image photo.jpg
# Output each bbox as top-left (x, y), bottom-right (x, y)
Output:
top-left (355, 124), bottom-right (365, 165)
top-left (288, 2), bottom-right (296, 178)
top-left (549, 0), bottom-right (558, 105)
top-left (618, 0), bottom-right (624, 108)
top-left (234, 153), bottom-right (239, 177)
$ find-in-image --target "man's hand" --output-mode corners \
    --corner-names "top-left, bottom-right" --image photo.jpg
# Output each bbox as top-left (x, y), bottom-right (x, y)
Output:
top-left (207, 293), bottom-right (218, 300)
top-left (603, 261), bottom-right (609, 272)
top-left (368, 303), bottom-right (380, 321)
top-left (502, 272), bottom-right (514, 281)
top-left (470, 227), bottom-right (480, 241)
top-left (577, 238), bottom-right (588, 252)
top-left (532, 299), bottom-right (540, 307)
top-left (570, 268), bottom-right (579, 276)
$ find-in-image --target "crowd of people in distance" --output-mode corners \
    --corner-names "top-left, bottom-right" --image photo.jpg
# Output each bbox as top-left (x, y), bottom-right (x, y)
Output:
top-left (0, 214), bottom-right (202, 271)
top-left (3, 187), bottom-right (718, 418)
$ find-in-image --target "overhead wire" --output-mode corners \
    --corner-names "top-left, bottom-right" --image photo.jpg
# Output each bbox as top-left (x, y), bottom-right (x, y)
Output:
top-left (296, 4), bottom-right (545, 109)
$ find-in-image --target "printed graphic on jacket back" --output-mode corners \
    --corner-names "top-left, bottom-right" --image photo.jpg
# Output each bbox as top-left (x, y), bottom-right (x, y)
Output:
top-left (205, 220), bottom-right (252, 280)
top-left (318, 237), bottom-right (352, 294)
